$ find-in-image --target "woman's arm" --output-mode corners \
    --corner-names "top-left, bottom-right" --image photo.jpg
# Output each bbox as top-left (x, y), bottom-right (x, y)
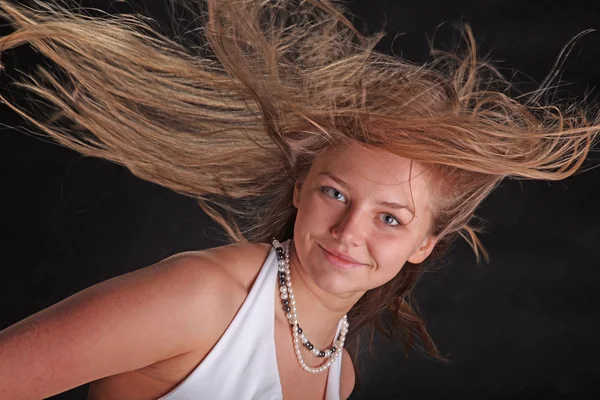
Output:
top-left (0, 250), bottom-right (232, 399)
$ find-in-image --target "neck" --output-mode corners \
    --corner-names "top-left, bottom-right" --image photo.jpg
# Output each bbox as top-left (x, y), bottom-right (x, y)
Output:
top-left (274, 238), bottom-right (361, 350)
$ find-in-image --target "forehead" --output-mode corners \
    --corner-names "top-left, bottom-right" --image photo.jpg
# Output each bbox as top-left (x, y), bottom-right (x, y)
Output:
top-left (312, 143), bottom-right (427, 187)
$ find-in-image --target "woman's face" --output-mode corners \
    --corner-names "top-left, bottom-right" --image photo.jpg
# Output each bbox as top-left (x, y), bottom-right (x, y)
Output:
top-left (292, 142), bottom-right (438, 297)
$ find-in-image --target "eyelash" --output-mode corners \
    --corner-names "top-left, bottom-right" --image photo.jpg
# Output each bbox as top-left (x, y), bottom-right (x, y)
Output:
top-left (319, 185), bottom-right (403, 228)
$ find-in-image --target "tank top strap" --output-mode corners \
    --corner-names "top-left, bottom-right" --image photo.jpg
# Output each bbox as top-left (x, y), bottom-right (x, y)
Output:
top-left (325, 317), bottom-right (344, 400)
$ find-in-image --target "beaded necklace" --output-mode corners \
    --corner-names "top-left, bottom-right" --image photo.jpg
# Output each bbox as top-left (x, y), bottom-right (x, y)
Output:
top-left (272, 238), bottom-right (349, 374)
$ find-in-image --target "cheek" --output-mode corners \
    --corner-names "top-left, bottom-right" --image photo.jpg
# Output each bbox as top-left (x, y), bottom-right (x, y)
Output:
top-left (374, 250), bottom-right (402, 270)
top-left (296, 191), bottom-right (337, 227)
top-left (369, 239), bottom-right (416, 277)
top-left (370, 259), bottom-right (406, 287)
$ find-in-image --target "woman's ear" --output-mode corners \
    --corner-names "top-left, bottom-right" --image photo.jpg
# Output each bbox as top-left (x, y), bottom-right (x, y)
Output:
top-left (292, 178), bottom-right (304, 209)
top-left (407, 235), bottom-right (437, 264)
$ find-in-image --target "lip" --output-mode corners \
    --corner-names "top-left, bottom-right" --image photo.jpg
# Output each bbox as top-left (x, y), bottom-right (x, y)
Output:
top-left (319, 245), bottom-right (366, 269)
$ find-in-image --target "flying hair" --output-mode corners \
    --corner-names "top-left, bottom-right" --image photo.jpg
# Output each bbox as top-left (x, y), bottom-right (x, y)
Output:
top-left (1, 0), bottom-right (598, 367)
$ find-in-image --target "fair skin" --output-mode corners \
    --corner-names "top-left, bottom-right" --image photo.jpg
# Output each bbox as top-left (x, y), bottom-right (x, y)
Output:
top-left (286, 142), bottom-right (438, 350)
top-left (0, 142), bottom-right (437, 400)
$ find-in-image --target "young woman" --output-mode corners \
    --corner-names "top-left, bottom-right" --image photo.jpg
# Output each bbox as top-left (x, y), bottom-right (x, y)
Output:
top-left (0, 0), bottom-right (598, 399)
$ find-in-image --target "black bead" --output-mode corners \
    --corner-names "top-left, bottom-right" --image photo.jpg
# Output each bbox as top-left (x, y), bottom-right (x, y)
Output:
top-left (297, 327), bottom-right (303, 334)
top-left (282, 299), bottom-right (289, 306)
top-left (279, 279), bottom-right (286, 286)
top-left (307, 343), bottom-right (314, 350)
top-left (319, 351), bottom-right (326, 357)
top-left (276, 247), bottom-right (284, 254)
top-left (331, 346), bottom-right (337, 353)
top-left (283, 305), bottom-right (291, 312)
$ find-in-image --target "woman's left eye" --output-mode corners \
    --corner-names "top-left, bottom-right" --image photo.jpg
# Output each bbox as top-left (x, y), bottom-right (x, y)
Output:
top-left (320, 186), bottom-right (347, 202)
top-left (380, 213), bottom-right (401, 227)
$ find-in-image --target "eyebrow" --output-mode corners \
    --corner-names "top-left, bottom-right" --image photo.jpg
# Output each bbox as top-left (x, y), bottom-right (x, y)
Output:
top-left (318, 171), bottom-right (416, 216)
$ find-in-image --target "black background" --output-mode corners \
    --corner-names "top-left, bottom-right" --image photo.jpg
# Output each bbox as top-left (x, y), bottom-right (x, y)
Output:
top-left (1, 1), bottom-right (600, 399)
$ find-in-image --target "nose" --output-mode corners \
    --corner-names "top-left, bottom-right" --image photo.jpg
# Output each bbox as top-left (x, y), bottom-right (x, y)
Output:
top-left (331, 205), bottom-right (367, 247)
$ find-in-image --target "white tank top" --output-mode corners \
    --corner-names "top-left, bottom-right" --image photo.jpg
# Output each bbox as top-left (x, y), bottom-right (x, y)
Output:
top-left (159, 239), bottom-right (344, 400)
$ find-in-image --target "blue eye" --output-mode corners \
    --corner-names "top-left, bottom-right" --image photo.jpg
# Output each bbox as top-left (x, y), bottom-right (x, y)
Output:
top-left (320, 186), bottom-right (347, 202)
top-left (380, 213), bottom-right (401, 227)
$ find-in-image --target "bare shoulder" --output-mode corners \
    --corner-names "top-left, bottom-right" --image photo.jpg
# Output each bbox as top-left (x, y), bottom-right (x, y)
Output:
top-left (168, 242), bottom-right (272, 329)
top-left (164, 241), bottom-right (272, 333)
top-left (340, 348), bottom-right (356, 400)
top-left (193, 241), bottom-right (272, 289)
top-left (160, 241), bottom-right (272, 322)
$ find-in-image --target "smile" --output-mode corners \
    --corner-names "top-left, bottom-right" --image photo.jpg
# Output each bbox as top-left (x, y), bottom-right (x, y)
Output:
top-left (319, 245), bottom-right (366, 269)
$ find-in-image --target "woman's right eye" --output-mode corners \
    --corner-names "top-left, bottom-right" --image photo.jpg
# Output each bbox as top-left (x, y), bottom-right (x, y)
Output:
top-left (319, 186), bottom-right (347, 203)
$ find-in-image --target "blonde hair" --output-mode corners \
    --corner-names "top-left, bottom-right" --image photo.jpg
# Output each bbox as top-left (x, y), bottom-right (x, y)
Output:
top-left (1, 0), bottom-right (598, 367)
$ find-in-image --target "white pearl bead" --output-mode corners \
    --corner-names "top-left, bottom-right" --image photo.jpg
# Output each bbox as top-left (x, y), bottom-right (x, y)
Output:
top-left (287, 287), bottom-right (294, 294)
top-left (280, 293), bottom-right (288, 300)
top-left (279, 286), bottom-right (287, 293)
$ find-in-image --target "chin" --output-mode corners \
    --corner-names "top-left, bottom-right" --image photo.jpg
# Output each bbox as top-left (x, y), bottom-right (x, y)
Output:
top-left (311, 272), bottom-right (359, 295)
